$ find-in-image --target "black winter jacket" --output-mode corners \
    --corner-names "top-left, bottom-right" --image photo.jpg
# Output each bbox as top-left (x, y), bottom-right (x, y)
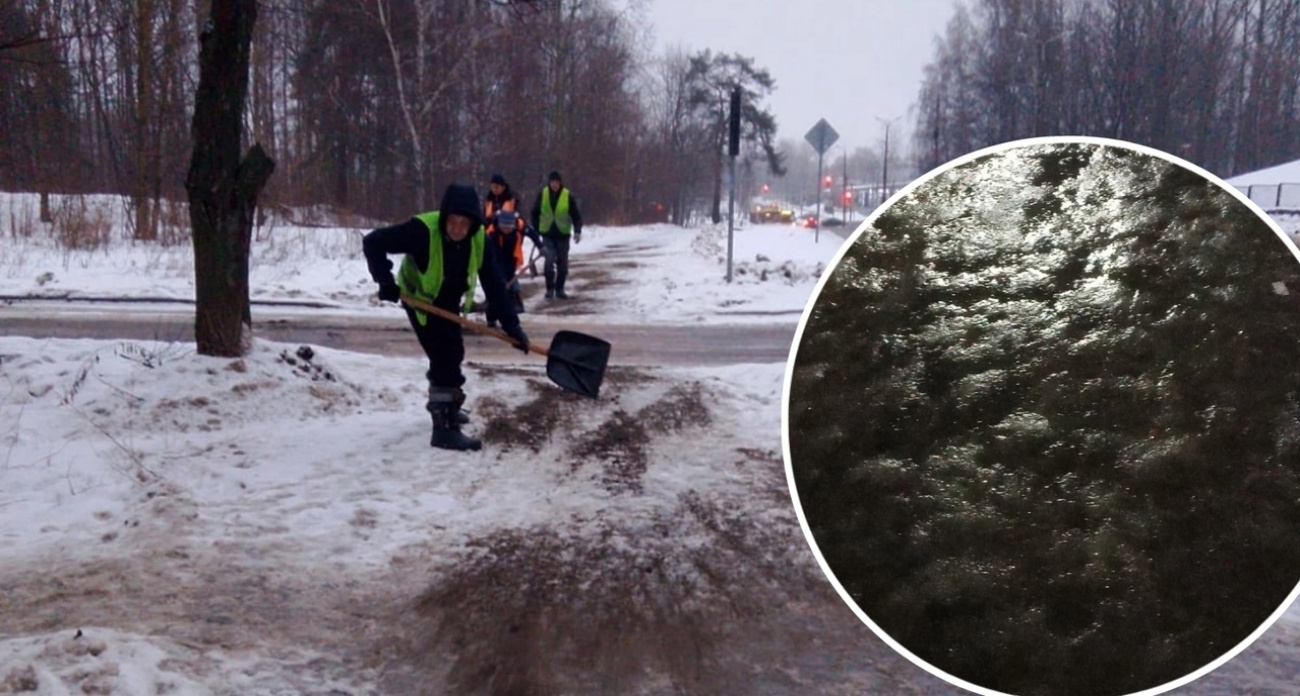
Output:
top-left (529, 186), bottom-right (584, 236)
top-left (362, 188), bottom-right (520, 331)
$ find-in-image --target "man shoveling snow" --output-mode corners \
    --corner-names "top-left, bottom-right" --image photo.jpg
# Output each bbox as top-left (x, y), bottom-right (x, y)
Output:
top-left (362, 183), bottom-right (530, 452)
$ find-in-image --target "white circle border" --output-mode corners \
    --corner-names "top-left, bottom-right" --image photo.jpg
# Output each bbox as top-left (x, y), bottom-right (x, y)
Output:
top-left (779, 134), bottom-right (1300, 696)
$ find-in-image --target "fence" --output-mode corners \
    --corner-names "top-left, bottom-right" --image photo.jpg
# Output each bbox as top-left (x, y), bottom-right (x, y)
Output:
top-left (1238, 183), bottom-right (1300, 211)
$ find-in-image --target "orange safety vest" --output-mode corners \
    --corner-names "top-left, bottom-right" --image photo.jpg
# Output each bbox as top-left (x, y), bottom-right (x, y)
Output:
top-left (485, 196), bottom-right (525, 271)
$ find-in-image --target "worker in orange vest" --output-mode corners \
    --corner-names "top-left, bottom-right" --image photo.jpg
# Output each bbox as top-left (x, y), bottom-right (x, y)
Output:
top-left (483, 174), bottom-right (534, 325)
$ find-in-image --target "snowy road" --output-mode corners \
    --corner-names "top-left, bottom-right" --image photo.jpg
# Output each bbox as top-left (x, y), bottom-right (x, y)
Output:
top-left (0, 301), bottom-right (799, 366)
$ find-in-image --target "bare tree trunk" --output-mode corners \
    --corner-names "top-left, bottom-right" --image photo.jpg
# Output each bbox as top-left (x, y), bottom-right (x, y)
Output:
top-left (134, 0), bottom-right (157, 240)
top-left (373, 0), bottom-right (430, 211)
top-left (186, 0), bottom-right (274, 358)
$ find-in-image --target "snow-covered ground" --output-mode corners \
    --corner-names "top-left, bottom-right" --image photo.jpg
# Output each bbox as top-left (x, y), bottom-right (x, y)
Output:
top-left (1227, 158), bottom-right (1300, 187)
top-left (0, 194), bottom-right (875, 695)
top-left (4, 192), bottom-right (1300, 695)
top-left (0, 339), bottom-right (826, 694)
top-left (0, 193), bottom-right (842, 325)
top-left (1227, 159), bottom-right (1300, 212)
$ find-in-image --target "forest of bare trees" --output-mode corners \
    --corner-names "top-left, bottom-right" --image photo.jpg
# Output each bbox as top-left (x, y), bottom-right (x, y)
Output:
top-left (914, 0), bottom-right (1300, 178)
top-left (10, 0), bottom-right (1296, 233)
top-left (0, 0), bottom-right (786, 231)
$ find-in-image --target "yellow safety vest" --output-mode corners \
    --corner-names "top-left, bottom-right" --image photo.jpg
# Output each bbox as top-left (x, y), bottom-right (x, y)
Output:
top-left (398, 211), bottom-right (485, 325)
top-left (538, 187), bottom-right (573, 235)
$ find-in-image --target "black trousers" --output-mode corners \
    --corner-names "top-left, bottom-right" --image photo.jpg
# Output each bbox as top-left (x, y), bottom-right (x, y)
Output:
top-left (485, 250), bottom-right (520, 325)
top-left (405, 306), bottom-right (464, 388)
top-left (541, 233), bottom-right (571, 292)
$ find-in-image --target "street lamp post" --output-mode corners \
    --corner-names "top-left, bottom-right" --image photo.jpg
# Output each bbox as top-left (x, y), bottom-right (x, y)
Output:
top-left (875, 116), bottom-right (899, 206)
top-left (1014, 29), bottom-right (1068, 134)
top-left (882, 126), bottom-right (890, 205)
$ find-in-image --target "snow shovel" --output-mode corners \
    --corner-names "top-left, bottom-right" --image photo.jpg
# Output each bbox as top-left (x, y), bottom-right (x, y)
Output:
top-left (524, 243), bottom-right (541, 279)
top-left (507, 247), bottom-right (539, 287)
top-left (398, 293), bottom-right (609, 398)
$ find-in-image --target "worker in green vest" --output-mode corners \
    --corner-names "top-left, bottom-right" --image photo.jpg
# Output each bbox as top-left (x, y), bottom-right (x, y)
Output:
top-left (362, 183), bottom-right (529, 451)
top-left (530, 170), bottom-right (584, 300)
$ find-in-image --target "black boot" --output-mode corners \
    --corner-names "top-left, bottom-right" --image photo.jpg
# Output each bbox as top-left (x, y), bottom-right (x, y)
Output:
top-left (427, 379), bottom-right (469, 424)
top-left (555, 267), bottom-right (569, 299)
top-left (427, 387), bottom-right (481, 451)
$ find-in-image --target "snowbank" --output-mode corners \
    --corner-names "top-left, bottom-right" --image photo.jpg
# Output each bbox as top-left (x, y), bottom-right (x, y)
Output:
top-left (0, 194), bottom-right (848, 325)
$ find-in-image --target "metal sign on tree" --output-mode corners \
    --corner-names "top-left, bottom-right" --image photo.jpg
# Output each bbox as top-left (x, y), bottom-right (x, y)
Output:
top-left (805, 118), bottom-right (839, 243)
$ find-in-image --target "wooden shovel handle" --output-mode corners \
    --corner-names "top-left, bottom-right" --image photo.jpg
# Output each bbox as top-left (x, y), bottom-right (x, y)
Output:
top-left (506, 246), bottom-right (542, 286)
top-left (398, 293), bottom-right (549, 357)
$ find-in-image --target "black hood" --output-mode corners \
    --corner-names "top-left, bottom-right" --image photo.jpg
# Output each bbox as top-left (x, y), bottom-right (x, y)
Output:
top-left (439, 183), bottom-right (483, 235)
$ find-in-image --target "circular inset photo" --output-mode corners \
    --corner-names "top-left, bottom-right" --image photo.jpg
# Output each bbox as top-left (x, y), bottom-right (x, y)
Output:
top-left (783, 137), bottom-right (1300, 696)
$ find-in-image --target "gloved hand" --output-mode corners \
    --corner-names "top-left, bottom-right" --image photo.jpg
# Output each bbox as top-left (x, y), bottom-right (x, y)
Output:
top-left (378, 282), bottom-right (401, 303)
top-left (574, 230), bottom-right (582, 244)
top-left (503, 323), bottom-right (529, 354)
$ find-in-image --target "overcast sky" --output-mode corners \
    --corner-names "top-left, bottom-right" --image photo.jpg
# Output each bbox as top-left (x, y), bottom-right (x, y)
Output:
top-left (642, 0), bottom-right (960, 157)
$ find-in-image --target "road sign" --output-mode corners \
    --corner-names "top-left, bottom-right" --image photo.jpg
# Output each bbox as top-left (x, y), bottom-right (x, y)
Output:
top-left (805, 118), bottom-right (839, 155)
top-left (805, 118), bottom-right (839, 245)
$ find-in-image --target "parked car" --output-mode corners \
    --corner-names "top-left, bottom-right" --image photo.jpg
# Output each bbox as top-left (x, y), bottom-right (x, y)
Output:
top-left (821, 217), bottom-right (846, 228)
top-left (801, 215), bottom-right (818, 229)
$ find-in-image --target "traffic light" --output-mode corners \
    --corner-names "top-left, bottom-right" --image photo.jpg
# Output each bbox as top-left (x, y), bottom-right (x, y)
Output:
top-left (843, 190), bottom-right (853, 202)
top-left (728, 87), bottom-right (741, 157)
top-left (824, 175), bottom-right (833, 188)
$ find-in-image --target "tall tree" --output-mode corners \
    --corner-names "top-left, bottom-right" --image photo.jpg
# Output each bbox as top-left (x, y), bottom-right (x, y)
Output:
top-left (685, 50), bottom-right (785, 223)
top-left (634, 49), bottom-right (714, 224)
top-left (185, 0), bottom-right (275, 357)
top-left (0, 0), bottom-right (78, 218)
top-left (133, 0), bottom-right (158, 240)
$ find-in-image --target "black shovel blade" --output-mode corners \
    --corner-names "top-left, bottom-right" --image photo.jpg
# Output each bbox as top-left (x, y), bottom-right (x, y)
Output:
top-left (546, 330), bottom-right (611, 398)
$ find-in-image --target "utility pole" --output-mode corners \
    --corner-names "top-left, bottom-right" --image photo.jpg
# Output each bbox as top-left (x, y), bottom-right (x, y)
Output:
top-left (726, 86), bottom-right (740, 282)
top-left (881, 122), bottom-right (891, 205)
top-left (815, 150), bottom-right (824, 244)
top-left (876, 116), bottom-right (899, 206)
